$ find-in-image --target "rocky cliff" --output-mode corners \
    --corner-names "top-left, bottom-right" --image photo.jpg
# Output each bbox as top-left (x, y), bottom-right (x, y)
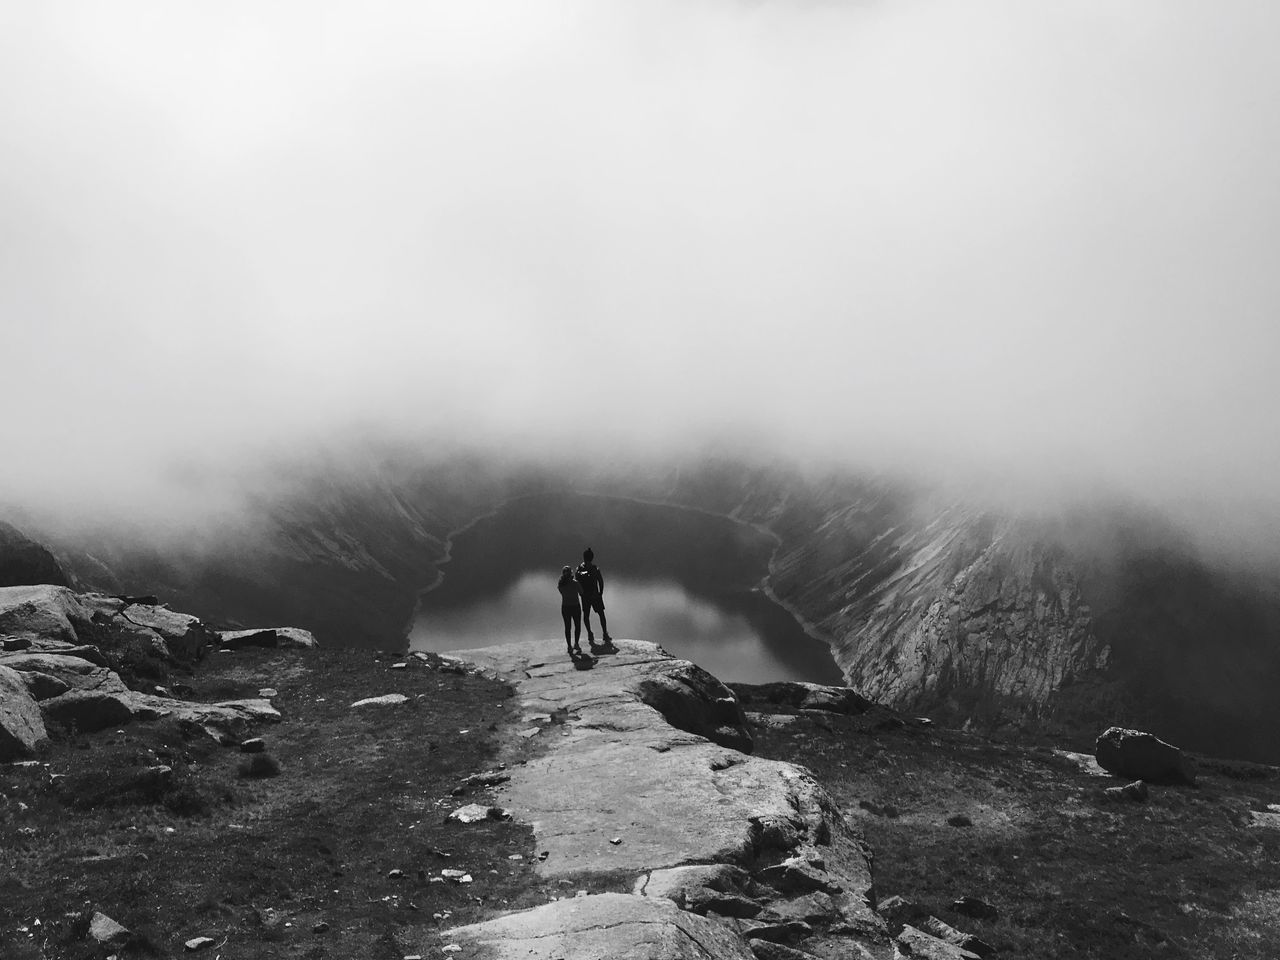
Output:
top-left (652, 462), bottom-right (1280, 760)
top-left (0, 521), bottom-right (70, 589)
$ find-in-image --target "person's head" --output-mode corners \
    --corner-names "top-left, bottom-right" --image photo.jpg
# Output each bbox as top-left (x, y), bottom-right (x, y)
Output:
top-left (560, 565), bottom-right (572, 582)
top-left (583, 547), bottom-right (594, 563)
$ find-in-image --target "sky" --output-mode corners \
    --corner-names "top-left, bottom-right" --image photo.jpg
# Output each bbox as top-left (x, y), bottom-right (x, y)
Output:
top-left (2, 0), bottom-right (1279, 536)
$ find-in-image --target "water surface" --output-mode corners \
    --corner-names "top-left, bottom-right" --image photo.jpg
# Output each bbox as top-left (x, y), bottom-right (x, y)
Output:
top-left (410, 494), bottom-right (841, 685)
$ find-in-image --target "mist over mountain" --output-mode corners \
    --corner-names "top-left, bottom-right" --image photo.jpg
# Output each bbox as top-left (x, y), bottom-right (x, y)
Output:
top-left (2, 0), bottom-right (1280, 553)
top-left (2, 4), bottom-right (1280, 762)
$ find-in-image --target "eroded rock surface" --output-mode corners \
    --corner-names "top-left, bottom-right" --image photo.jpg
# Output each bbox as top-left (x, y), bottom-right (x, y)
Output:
top-left (449, 891), bottom-right (760, 960)
top-left (444, 639), bottom-right (884, 958)
top-left (0, 584), bottom-right (302, 746)
top-left (0, 664), bottom-right (47, 759)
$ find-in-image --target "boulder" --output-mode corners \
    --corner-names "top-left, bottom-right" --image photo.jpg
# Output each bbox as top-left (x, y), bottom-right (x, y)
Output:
top-left (1095, 727), bottom-right (1196, 786)
top-left (0, 652), bottom-right (128, 694)
top-left (0, 585), bottom-right (90, 643)
top-left (635, 661), bottom-right (753, 752)
top-left (896, 925), bottom-right (980, 960)
top-left (19, 670), bottom-right (71, 700)
top-left (88, 911), bottom-right (130, 949)
top-left (757, 856), bottom-right (839, 895)
top-left (120, 603), bottom-right (215, 661)
top-left (41, 690), bottom-right (136, 732)
top-left (218, 627), bottom-right (318, 650)
top-left (877, 894), bottom-right (929, 935)
top-left (729, 681), bottom-right (875, 717)
top-left (0, 664), bottom-right (48, 760)
top-left (918, 916), bottom-right (994, 957)
top-left (638, 863), bottom-right (754, 913)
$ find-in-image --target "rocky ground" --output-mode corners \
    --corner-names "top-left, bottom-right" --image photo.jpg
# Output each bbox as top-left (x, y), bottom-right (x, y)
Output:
top-left (742, 694), bottom-right (1280, 959)
top-left (5, 582), bottom-right (1280, 958)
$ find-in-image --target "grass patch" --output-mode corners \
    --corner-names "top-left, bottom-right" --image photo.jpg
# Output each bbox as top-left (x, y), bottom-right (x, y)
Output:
top-left (748, 710), bottom-right (1280, 959)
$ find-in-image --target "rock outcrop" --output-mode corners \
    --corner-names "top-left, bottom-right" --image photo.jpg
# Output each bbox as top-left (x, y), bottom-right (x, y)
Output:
top-left (0, 664), bottom-right (47, 759)
top-left (1095, 727), bottom-right (1196, 786)
top-left (218, 627), bottom-right (318, 650)
top-left (0, 583), bottom-right (302, 750)
top-left (443, 640), bottom-right (885, 959)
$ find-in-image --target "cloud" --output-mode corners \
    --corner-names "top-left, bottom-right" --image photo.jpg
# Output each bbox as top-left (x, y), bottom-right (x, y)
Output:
top-left (2, 1), bottom-right (1279, 531)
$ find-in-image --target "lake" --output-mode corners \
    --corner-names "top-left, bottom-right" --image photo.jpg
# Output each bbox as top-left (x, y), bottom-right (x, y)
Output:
top-left (408, 493), bottom-right (842, 685)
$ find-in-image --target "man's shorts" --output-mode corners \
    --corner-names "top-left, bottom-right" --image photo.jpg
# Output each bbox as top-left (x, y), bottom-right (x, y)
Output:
top-left (582, 595), bottom-right (605, 614)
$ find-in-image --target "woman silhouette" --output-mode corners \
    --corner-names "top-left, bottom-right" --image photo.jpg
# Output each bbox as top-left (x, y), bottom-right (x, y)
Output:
top-left (557, 565), bottom-right (583, 658)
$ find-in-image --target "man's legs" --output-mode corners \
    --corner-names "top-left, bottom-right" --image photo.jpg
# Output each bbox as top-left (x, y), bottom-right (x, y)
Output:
top-left (582, 600), bottom-right (596, 643)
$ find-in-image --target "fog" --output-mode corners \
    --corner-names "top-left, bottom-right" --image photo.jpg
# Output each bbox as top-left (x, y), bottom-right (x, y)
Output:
top-left (3, 1), bottom-right (1279, 541)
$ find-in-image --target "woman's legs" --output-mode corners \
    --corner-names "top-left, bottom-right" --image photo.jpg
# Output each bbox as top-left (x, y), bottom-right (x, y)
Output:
top-left (563, 607), bottom-right (583, 655)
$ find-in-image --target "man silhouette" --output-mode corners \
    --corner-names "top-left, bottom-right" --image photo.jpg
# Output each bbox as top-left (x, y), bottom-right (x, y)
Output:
top-left (575, 547), bottom-right (613, 648)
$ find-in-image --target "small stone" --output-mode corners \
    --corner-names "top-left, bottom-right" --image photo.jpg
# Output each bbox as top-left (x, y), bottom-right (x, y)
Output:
top-left (240, 738), bottom-right (266, 754)
top-left (2, 636), bottom-right (33, 651)
top-left (184, 937), bottom-right (216, 951)
top-left (442, 946), bottom-right (462, 954)
top-left (1102, 780), bottom-right (1150, 803)
top-left (609, 837), bottom-right (623, 845)
top-left (89, 912), bottom-right (129, 948)
top-left (391, 663), bottom-right (408, 670)
top-left (507, 854), bottom-right (523, 860)
top-left (312, 921), bottom-right (329, 934)
top-left (441, 869), bottom-right (468, 879)
top-left (448, 803), bottom-right (509, 824)
top-left (350, 693), bottom-right (409, 709)
top-left (258, 687), bottom-right (278, 698)
top-left (388, 868), bottom-right (404, 879)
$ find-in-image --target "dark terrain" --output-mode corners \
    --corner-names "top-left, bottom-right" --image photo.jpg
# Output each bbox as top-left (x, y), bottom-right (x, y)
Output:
top-left (1, 648), bottom-right (555, 960)
top-left (746, 699), bottom-right (1280, 959)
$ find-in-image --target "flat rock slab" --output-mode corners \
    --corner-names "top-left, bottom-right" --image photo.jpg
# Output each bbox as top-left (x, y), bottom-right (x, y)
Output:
top-left (447, 892), bottom-right (759, 960)
top-left (446, 641), bottom-right (859, 880)
top-left (444, 639), bottom-right (882, 954)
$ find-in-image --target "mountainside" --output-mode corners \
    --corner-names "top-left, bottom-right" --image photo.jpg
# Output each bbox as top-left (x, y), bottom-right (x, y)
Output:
top-left (651, 463), bottom-right (1280, 761)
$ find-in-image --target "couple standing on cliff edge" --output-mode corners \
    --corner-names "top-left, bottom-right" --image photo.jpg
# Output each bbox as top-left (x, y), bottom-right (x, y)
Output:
top-left (557, 547), bottom-right (614, 660)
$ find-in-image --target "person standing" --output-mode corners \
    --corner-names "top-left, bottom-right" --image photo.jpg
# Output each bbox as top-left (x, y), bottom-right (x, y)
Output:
top-left (558, 565), bottom-right (583, 658)
top-left (575, 547), bottom-right (613, 648)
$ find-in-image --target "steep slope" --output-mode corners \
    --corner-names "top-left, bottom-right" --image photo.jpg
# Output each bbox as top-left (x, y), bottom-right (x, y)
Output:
top-left (0, 521), bottom-right (70, 588)
top-left (652, 462), bottom-right (1280, 760)
top-left (42, 456), bottom-right (547, 647)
